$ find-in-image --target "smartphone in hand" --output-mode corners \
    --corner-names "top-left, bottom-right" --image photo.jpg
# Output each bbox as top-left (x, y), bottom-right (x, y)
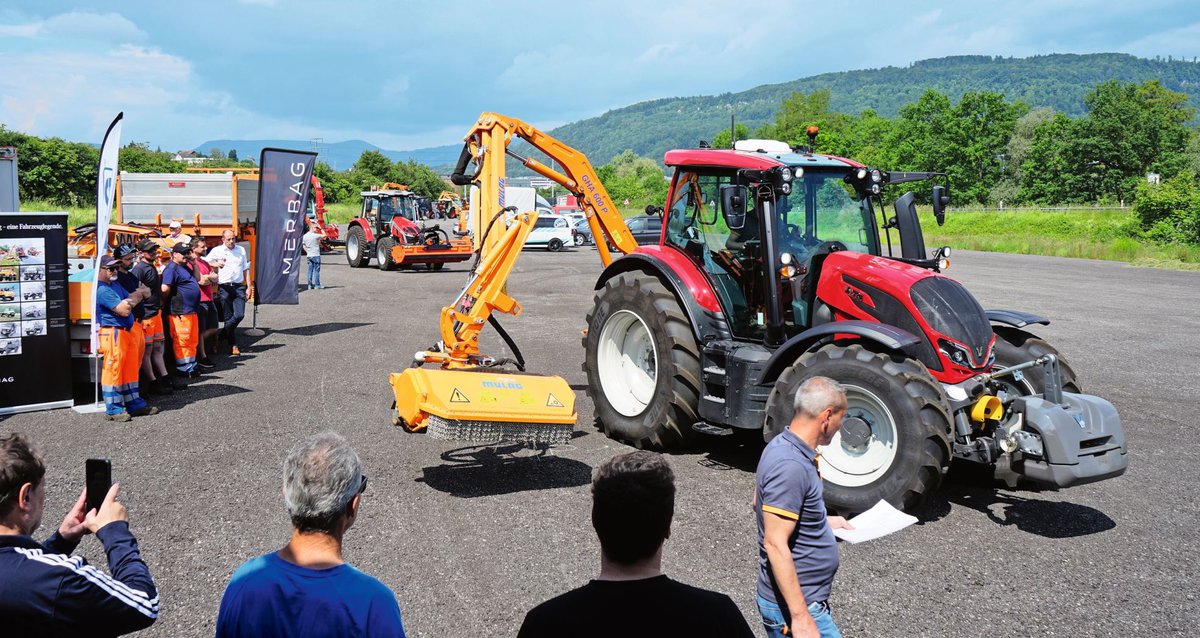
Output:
top-left (85, 458), bottom-right (112, 513)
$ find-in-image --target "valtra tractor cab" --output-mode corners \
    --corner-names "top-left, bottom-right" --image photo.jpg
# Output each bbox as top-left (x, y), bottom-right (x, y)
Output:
top-left (583, 135), bottom-right (1126, 512)
top-left (345, 183), bottom-right (472, 271)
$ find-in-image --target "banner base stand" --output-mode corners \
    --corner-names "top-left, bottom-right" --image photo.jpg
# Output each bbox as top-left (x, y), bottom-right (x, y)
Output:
top-left (72, 402), bottom-right (106, 414)
top-left (243, 328), bottom-right (266, 337)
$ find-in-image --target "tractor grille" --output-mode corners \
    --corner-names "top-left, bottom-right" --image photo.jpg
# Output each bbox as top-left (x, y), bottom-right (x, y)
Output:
top-left (910, 277), bottom-right (993, 357)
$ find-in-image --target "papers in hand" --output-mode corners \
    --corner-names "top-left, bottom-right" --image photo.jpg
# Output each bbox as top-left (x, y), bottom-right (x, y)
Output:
top-left (832, 500), bottom-right (918, 544)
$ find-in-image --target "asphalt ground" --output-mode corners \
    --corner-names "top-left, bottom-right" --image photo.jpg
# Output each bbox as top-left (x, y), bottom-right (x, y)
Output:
top-left (5, 238), bottom-right (1199, 637)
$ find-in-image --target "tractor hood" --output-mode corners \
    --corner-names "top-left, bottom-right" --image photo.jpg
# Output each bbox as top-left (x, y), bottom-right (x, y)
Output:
top-left (815, 251), bottom-right (994, 380)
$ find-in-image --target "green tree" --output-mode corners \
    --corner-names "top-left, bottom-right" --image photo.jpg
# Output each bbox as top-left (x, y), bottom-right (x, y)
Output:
top-left (119, 142), bottom-right (183, 173)
top-left (1132, 172), bottom-right (1200, 243)
top-left (228, 148), bottom-right (238, 162)
top-left (991, 107), bottom-right (1055, 204)
top-left (352, 150), bottom-right (393, 182)
top-left (208, 147), bottom-right (223, 160)
top-left (596, 150), bottom-right (668, 207)
top-left (711, 123), bottom-right (749, 149)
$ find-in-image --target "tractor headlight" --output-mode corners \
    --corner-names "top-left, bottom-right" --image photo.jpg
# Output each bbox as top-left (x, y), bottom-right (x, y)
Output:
top-left (870, 184), bottom-right (881, 195)
top-left (870, 169), bottom-right (882, 183)
top-left (779, 168), bottom-right (793, 182)
top-left (856, 168), bottom-right (868, 180)
top-left (938, 338), bottom-right (971, 366)
top-left (780, 182), bottom-right (791, 195)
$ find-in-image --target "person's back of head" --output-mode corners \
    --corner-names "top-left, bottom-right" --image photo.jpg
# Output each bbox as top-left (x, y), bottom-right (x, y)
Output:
top-left (284, 431), bottom-right (364, 535)
top-left (591, 451), bottom-right (675, 565)
top-left (0, 432), bottom-right (44, 532)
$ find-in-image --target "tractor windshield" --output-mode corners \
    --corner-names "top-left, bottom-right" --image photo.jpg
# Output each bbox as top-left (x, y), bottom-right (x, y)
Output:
top-left (775, 169), bottom-right (878, 266)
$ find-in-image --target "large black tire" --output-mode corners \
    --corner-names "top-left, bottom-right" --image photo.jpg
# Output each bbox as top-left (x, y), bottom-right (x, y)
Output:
top-left (992, 327), bottom-right (1081, 394)
top-left (547, 238), bottom-right (564, 252)
top-left (346, 225), bottom-right (370, 268)
top-left (376, 237), bottom-right (397, 271)
top-left (583, 273), bottom-right (701, 449)
top-left (764, 343), bottom-right (952, 514)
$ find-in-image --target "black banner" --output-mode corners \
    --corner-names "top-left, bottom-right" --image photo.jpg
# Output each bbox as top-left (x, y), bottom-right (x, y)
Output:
top-left (0, 213), bottom-right (72, 414)
top-left (254, 148), bottom-right (317, 305)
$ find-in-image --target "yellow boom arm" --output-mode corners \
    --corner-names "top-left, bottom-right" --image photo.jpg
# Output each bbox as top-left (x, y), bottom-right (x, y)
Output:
top-left (450, 112), bottom-right (638, 265)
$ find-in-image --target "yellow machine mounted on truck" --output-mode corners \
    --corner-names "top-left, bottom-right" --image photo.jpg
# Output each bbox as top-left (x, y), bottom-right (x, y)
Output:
top-left (391, 112), bottom-right (1125, 514)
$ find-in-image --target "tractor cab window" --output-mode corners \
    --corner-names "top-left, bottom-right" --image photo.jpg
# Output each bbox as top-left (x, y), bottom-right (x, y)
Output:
top-left (665, 170), bottom-right (764, 340)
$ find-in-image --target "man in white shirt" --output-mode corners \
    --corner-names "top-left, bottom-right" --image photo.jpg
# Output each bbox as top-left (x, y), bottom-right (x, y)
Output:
top-left (167, 221), bottom-right (191, 245)
top-left (205, 229), bottom-right (253, 356)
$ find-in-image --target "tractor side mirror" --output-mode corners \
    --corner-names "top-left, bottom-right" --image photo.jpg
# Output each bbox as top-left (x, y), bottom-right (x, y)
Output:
top-left (645, 205), bottom-right (664, 217)
top-left (720, 184), bottom-right (748, 230)
top-left (932, 185), bottom-right (949, 227)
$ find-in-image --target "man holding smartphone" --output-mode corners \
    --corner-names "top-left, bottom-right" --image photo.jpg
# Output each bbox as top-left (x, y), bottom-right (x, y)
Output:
top-left (0, 432), bottom-right (159, 634)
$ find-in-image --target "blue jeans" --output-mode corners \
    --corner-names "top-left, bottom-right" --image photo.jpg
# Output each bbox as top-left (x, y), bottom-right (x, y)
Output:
top-left (307, 256), bottom-right (322, 288)
top-left (757, 593), bottom-right (842, 638)
top-left (218, 283), bottom-right (246, 347)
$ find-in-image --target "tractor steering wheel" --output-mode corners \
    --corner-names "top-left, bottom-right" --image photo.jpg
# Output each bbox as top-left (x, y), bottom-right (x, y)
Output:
top-left (814, 240), bottom-right (848, 255)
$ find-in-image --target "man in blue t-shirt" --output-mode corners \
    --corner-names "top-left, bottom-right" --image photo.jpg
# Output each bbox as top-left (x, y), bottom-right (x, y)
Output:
top-left (216, 432), bottom-right (405, 638)
top-left (160, 243), bottom-right (202, 378)
top-left (95, 255), bottom-right (157, 421)
top-left (756, 376), bottom-right (854, 638)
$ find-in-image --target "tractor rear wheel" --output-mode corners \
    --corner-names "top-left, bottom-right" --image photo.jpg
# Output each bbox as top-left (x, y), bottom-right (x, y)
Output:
top-left (764, 343), bottom-right (951, 514)
top-left (992, 327), bottom-right (1081, 395)
top-left (583, 273), bottom-right (701, 449)
top-left (376, 237), bottom-right (396, 271)
top-left (346, 225), bottom-right (370, 268)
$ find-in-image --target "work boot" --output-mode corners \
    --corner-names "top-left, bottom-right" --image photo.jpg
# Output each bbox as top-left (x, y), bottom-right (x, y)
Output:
top-left (130, 406), bottom-right (160, 417)
top-left (104, 412), bottom-right (132, 422)
top-left (171, 375), bottom-right (188, 390)
top-left (197, 357), bottom-right (215, 369)
top-left (156, 377), bottom-right (175, 394)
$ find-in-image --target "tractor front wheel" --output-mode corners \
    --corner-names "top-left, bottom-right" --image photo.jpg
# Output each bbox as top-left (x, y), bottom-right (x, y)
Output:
top-left (376, 237), bottom-right (397, 271)
top-left (764, 344), bottom-right (951, 514)
top-left (346, 225), bottom-right (370, 268)
top-left (584, 273), bottom-right (701, 449)
top-left (991, 327), bottom-right (1081, 395)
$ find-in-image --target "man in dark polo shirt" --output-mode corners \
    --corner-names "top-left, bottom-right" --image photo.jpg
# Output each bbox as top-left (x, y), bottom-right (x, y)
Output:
top-left (755, 376), bottom-right (854, 638)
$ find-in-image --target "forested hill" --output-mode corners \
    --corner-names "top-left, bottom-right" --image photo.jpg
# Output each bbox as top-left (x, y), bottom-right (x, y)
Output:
top-left (547, 53), bottom-right (1200, 166)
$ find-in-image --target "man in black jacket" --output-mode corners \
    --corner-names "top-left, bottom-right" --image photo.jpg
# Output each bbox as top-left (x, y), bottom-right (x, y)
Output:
top-left (0, 432), bottom-right (159, 635)
top-left (518, 451), bottom-right (754, 637)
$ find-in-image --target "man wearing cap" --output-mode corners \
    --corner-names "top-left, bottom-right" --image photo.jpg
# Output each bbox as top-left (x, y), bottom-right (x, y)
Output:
top-left (189, 237), bottom-right (219, 369)
top-left (167, 220), bottom-right (191, 245)
top-left (131, 239), bottom-right (179, 393)
top-left (161, 242), bottom-right (202, 381)
top-left (112, 245), bottom-right (148, 376)
top-left (206, 229), bottom-right (252, 356)
top-left (96, 255), bottom-right (159, 421)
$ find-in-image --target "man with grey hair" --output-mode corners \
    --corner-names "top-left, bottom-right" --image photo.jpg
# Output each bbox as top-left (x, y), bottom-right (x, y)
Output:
top-left (755, 376), bottom-right (854, 638)
top-left (216, 431), bottom-right (406, 637)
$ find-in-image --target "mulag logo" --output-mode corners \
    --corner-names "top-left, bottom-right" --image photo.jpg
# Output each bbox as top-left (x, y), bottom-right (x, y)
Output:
top-left (0, 377), bottom-right (13, 383)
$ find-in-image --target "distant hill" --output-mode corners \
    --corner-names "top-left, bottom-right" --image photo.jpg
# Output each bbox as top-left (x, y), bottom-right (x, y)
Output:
top-left (190, 139), bottom-right (462, 172)
top-left (198, 53), bottom-right (1200, 172)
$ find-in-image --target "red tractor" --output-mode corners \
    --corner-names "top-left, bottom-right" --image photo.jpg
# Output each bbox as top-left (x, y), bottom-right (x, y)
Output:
top-left (344, 184), bottom-right (472, 271)
top-left (576, 137), bottom-right (1127, 513)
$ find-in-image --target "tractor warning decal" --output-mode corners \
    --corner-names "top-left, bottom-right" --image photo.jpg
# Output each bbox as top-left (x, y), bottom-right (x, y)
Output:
top-left (449, 388), bottom-right (470, 403)
top-left (546, 393), bottom-right (564, 408)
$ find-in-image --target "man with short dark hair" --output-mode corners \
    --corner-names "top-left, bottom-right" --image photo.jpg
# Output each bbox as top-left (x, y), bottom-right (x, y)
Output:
top-left (518, 451), bottom-right (753, 637)
top-left (755, 376), bottom-right (854, 638)
top-left (0, 432), bottom-right (159, 634)
top-left (131, 239), bottom-right (176, 393)
top-left (216, 431), bottom-right (405, 637)
top-left (189, 237), bottom-right (219, 368)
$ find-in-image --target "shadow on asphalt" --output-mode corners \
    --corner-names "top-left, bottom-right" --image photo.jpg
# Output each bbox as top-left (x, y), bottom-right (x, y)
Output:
top-left (416, 442), bottom-right (592, 498)
top-left (915, 463), bottom-right (1117, 537)
top-left (698, 430), bottom-right (765, 473)
top-left (154, 382), bottom-right (251, 407)
top-left (271, 322), bottom-right (373, 337)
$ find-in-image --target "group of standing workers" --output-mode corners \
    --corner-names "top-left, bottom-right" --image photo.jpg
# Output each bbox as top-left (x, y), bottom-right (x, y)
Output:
top-left (94, 223), bottom-right (252, 421)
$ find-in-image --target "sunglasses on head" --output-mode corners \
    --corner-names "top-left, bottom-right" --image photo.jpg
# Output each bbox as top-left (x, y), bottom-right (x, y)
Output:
top-left (358, 473), bottom-right (368, 494)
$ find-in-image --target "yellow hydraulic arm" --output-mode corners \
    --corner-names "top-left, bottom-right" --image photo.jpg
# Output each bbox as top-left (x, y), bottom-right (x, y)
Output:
top-left (390, 113), bottom-right (640, 443)
top-left (450, 112), bottom-right (638, 265)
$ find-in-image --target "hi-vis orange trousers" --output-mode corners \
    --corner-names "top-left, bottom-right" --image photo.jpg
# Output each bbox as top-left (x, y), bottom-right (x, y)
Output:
top-left (169, 313), bottom-right (198, 374)
top-left (98, 325), bottom-right (148, 416)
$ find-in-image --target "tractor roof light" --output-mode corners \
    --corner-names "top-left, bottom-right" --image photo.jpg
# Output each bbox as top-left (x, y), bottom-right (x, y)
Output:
top-left (856, 168), bottom-right (868, 180)
top-left (870, 169), bottom-right (882, 183)
top-left (938, 256), bottom-right (950, 271)
top-left (779, 167), bottom-right (794, 182)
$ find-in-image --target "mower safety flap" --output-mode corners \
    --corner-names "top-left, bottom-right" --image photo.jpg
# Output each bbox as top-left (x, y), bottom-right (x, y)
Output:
top-left (390, 367), bottom-right (577, 430)
top-left (1013, 394), bottom-right (1128, 487)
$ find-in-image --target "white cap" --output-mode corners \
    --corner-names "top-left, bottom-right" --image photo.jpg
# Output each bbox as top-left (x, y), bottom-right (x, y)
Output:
top-left (169, 220), bottom-right (182, 229)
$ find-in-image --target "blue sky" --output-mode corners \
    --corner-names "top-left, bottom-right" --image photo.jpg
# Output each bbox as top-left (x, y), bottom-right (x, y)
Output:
top-left (1, 1), bottom-right (1198, 152)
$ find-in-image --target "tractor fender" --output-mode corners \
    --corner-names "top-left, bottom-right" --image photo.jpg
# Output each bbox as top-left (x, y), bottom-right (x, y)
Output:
top-left (758, 321), bottom-right (924, 385)
top-left (595, 251), bottom-right (731, 344)
top-left (986, 309), bottom-right (1049, 328)
top-left (349, 219), bottom-right (376, 243)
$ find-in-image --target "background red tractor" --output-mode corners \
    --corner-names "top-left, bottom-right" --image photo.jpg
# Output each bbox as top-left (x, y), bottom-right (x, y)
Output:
top-left (344, 183), bottom-right (472, 271)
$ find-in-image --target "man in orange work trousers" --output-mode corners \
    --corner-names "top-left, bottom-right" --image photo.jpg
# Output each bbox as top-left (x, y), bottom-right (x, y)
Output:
top-left (161, 242), bottom-right (202, 381)
top-left (95, 255), bottom-right (159, 422)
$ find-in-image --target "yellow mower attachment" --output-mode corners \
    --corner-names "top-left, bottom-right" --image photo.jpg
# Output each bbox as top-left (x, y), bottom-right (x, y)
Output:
top-left (390, 368), bottom-right (576, 445)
